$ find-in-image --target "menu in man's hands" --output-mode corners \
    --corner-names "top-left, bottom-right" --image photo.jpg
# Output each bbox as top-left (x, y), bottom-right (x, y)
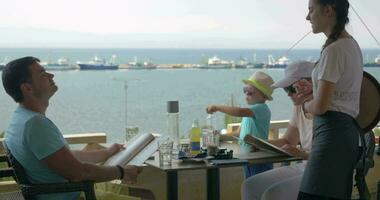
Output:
top-left (243, 135), bottom-right (292, 157)
top-left (104, 133), bottom-right (158, 166)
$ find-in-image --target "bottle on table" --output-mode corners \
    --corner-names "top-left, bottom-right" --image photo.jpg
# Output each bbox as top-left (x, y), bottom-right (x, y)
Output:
top-left (167, 101), bottom-right (180, 150)
top-left (201, 114), bottom-right (215, 148)
top-left (189, 119), bottom-right (201, 156)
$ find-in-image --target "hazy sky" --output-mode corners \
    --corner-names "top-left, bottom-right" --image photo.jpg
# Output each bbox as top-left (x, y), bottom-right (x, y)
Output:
top-left (0, 0), bottom-right (379, 48)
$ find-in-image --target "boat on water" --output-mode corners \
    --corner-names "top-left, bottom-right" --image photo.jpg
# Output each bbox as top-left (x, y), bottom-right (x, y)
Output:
top-left (247, 63), bottom-right (265, 69)
top-left (234, 57), bottom-right (248, 69)
top-left (265, 55), bottom-right (290, 68)
top-left (126, 57), bottom-right (157, 69)
top-left (199, 56), bottom-right (233, 69)
top-left (143, 60), bottom-right (157, 69)
top-left (78, 55), bottom-right (118, 70)
top-left (247, 53), bottom-right (265, 68)
top-left (364, 55), bottom-right (380, 67)
top-left (42, 58), bottom-right (77, 71)
top-left (46, 58), bottom-right (70, 67)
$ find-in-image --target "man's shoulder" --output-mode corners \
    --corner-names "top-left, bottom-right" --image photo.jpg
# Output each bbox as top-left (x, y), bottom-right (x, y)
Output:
top-left (12, 106), bottom-right (43, 123)
top-left (25, 114), bottom-right (49, 126)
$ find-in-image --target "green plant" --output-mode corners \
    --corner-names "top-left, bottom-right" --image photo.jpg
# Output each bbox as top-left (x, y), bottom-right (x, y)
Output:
top-left (223, 94), bottom-right (242, 128)
top-left (373, 127), bottom-right (380, 137)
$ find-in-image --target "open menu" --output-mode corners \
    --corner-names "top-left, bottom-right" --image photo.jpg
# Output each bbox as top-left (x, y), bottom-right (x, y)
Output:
top-left (243, 135), bottom-right (292, 157)
top-left (104, 133), bottom-right (159, 166)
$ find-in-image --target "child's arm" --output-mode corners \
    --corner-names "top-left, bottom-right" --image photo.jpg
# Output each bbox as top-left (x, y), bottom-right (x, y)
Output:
top-left (220, 126), bottom-right (240, 142)
top-left (206, 105), bottom-right (254, 118)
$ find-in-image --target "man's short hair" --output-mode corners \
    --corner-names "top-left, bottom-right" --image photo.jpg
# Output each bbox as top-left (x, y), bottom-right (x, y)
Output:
top-left (2, 56), bottom-right (40, 103)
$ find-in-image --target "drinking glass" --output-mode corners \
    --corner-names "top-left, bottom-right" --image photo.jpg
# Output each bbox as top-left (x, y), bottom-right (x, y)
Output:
top-left (158, 139), bottom-right (173, 166)
top-left (125, 126), bottom-right (139, 143)
top-left (206, 130), bottom-right (220, 156)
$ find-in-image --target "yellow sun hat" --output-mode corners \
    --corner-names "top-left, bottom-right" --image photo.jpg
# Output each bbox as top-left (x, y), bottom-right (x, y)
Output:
top-left (242, 71), bottom-right (274, 101)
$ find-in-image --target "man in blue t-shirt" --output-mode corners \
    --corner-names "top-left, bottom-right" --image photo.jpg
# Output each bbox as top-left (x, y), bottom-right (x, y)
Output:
top-left (2, 57), bottom-right (143, 200)
top-left (206, 71), bottom-right (274, 178)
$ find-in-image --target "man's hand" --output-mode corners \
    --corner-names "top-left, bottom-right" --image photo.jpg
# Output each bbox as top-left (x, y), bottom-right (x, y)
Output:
top-left (280, 144), bottom-right (307, 159)
top-left (106, 143), bottom-right (125, 158)
top-left (294, 79), bottom-right (312, 99)
top-left (122, 165), bottom-right (143, 184)
top-left (206, 105), bottom-right (218, 114)
top-left (292, 89), bottom-right (313, 105)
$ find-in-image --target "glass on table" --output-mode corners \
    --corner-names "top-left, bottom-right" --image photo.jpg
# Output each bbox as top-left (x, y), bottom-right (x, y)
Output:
top-left (125, 126), bottom-right (139, 143)
top-left (158, 139), bottom-right (174, 166)
top-left (206, 130), bottom-right (220, 156)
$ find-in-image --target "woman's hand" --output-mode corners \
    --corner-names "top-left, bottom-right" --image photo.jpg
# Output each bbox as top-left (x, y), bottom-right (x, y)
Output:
top-left (280, 144), bottom-right (308, 160)
top-left (106, 143), bottom-right (125, 158)
top-left (206, 105), bottom-right (218, 114)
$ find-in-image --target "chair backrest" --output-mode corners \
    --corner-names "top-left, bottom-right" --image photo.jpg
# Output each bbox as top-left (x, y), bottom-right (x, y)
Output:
top-left (356, 131), bottom-right (375, 172)
top-left (356, 71), bottom-right (380, 132)
top-left (2, 142), bottom-right (97, 200)
top-left (354, 71), bottom-right (380, 200)
top-left (3, 142), bottom-right (32, 185)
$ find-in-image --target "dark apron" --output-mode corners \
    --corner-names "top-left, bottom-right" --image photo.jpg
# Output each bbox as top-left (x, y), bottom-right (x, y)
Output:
top-left (299, 111), bottom-right (360, 199)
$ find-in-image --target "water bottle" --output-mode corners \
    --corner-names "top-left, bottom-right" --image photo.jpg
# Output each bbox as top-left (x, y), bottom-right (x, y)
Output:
top-left (201, 114), bottom-right (216, 148)
top-left (189, 120), bottom-right (201, 156)
top-left (167, 101), bottom-right (180, 148)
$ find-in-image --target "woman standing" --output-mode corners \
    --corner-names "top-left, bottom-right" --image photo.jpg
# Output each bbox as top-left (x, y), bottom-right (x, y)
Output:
top-left (296, 0), bottom-right (363, 199)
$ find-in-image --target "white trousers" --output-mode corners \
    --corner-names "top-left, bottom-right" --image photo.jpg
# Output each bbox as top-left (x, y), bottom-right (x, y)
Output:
top-left (241, 162), bottom-right (306, 200)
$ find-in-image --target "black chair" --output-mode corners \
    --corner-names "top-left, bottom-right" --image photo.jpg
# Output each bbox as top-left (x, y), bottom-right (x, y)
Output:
top-left (376, 146), bottom-right (380, 200)
top-left (354, 71), bottom-right (380, 200)
top-left (1, 143), bottom-right (156, 200)
top-left (2, 142), bottom-right (96, 200)
top-left (0, 153), bottom-right (15, 179)
top-left (0, 153), bottom-right (24, 200)
top-left (354, 130), bottom-right (375, 200)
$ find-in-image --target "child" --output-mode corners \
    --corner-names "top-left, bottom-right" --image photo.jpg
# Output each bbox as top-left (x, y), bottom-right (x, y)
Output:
top-left (206, 71), bottom-right (274, 178)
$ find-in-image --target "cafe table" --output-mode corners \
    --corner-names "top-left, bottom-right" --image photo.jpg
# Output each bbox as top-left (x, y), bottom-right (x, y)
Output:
top-left (145, 143), bottom-right (301, 200)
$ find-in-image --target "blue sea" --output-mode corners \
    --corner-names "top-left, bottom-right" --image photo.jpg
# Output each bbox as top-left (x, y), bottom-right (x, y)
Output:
top-left (0, 48), bottom-right (379, 143)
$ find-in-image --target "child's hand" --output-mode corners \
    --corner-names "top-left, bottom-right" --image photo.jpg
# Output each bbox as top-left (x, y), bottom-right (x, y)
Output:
top-left (206, 105), bottom-right (218, 114)
top-left (251, 145), bottom-right (260, 152)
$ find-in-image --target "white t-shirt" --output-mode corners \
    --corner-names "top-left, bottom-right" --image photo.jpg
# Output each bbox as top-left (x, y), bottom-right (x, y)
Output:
top-left (312, 38), bottom-right (363, 118)
top-left (289, 105), bottom-right (313, 152)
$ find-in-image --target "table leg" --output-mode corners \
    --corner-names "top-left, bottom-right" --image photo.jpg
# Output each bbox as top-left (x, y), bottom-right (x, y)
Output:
top-left (207, 168), bottom-right (220, 200)
top-left (167, 171), bottom-right (178, 200)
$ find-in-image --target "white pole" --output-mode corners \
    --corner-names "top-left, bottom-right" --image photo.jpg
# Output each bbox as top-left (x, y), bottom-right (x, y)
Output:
top-left (124, 80), bottom-right (128, 129)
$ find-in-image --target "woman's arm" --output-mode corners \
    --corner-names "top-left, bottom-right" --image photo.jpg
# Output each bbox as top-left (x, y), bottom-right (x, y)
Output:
top-left (303, 80), bottom-right (335, 115)
top-left (269, 124), bottom-right (300, 147)
top-left (281, 144), bottom-right (309, 160)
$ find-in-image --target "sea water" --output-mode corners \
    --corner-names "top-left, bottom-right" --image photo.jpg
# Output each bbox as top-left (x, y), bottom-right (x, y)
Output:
top-left (0, 48), bottom-right (379, 143)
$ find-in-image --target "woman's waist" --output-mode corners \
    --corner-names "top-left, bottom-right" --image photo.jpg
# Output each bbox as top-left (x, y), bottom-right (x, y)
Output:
top-left (316, 110), bottom-right (355, 121)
